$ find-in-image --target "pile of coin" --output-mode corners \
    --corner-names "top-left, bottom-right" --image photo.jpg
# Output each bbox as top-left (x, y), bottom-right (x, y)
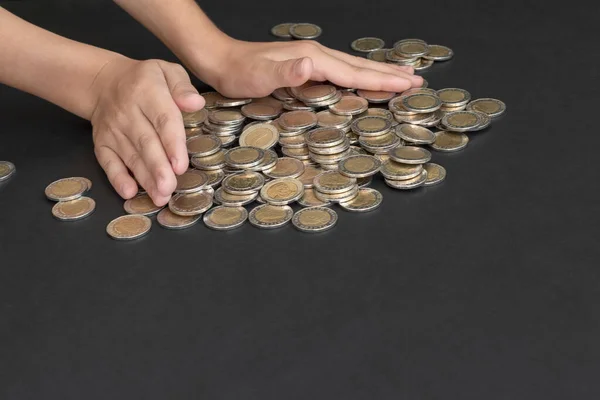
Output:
top-left (45, 177), bottom-right (96, 222)
top-left (0, 161), bottom-right (16, 182)
top-left (270, 23), bottom-right (322, 40)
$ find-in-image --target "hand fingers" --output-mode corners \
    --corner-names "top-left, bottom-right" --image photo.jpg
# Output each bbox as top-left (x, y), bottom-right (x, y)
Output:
top-left (162, 63), bottom-right (205, 112)
top-left (95, 144), bottom-right (137, 199)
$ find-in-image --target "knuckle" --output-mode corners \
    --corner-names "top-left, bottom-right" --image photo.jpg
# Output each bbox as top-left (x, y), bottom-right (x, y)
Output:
top-left (136, 133), bottom-right (153, 152)
top-left (152, 111), bottom-right (173, 133)
top-left (126, 151), bottom-right (141, 170)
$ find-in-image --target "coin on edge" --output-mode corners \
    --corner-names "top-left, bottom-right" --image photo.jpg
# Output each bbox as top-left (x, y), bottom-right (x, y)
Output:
top-left (52, 197), bottom-right (96, 221)
top-left (292, 207), bottom-right (338, 232)
top-left (249, 204), bottom-right (294, 229)
top-left (339, 188), bottom-right (382, 212)
top-left (106, 215), bottom-right (152, 240)
top-left (157, 208), bottom-right (201, 230)
top-left (203, 206), bottom-right (248, 230)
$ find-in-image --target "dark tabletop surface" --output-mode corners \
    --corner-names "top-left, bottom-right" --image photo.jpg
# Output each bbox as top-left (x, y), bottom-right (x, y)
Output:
top-left (1, 1), bottom-right (599, 399)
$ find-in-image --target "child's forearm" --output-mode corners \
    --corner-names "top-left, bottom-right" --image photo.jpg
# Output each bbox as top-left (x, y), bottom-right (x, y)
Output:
top-left (0, 7), bottom-right (127, 120)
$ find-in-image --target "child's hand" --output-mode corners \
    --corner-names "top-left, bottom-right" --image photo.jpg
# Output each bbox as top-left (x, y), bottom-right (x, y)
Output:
top-left (199, 40), bottom-right (423, 98)
top-left (90, 57), bottom-right (204, 206)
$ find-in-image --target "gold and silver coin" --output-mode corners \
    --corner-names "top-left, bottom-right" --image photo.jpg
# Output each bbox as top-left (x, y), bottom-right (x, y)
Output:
top-left (380, 159), bottom-right (423, 180)
top-left (430, 130), bottom-right (469, 152)
top-left (182, 109), bottom-right (208, 128)
top-left (423, 163), bottom-right (446, 186)
top-left (388, 146), bottom-right (431, 164)
top-left (52, 196), bottom-right (96, 221)
top-left (249, 204), bottom-right (294, 229)
top-left (351, 37), bottom-right (385, 52)
top-left (437, 88), bottom-right (471, 108)
top-left (316, 110), bottom-right (352, 129)
top-left (471, 111), bottom-right (492, 131)
top-left (305, 127), bottom-right (346, 148)
top-left (224, 146), bottom-right (265, 169)
top-left (106, 214), bottom-right (151, 240)
top-left (338, 155), bottom-right (382, 178)
top-left (186, 135), bottom-right (221, 157)
top-left (123, 193), bottom-right (163, 216)
top-left (422, 44), bottom-right (454, 61)
top-left (260, 178), bottom-right (304, 205)
top-left (279, 133), bottom-right (307, 148)
top-left (270, 22), bottom-right (295, 38)
top-left (314, 184), bottom-right (359, 203)
top-left (203, 206), bottom-right (248, 230)
top-left (329, 96), bottom-right (368, 116)
top-left (297, 188), bottom-right (331, 207)
top-left (441, 111), bottom-right (483, 132)
top-left (297, 165), bottom-right (323, 188)
top-left (222, 171), bottom-right (265, 195)
top-left (394, 124), bottom-right (436, 144)
top-left (313, 171), bottom-right (356, 194)
top-left (0, 161), bottom-right (16, 181)
top-left (282, 146), bottom-right (311, 159)
top-left (247, 149), bottom-right (278, 172)
top-left (214, 187), bottom-right (258, 206)
top-left (45, 177), bottom-right (88, 202)
top-left (359, 108), bottom-right (394, 121)
top-left (402, 93), bottom-right (442, 113)
top-left (366, 48), bottom-right (388, 62)
top-left (214, 96), bottom-right (252, 108)
top-left (203, 169), bottom-right (225, 188)
top-left (175, 169), bottom-right (209, 194)
top-left (200, 92), bottom-right (224, 109)
top-left (358, 132), bottom-right (401, 154)
top-left (263, 157), bottom-right (305, 179)
top-left (393, 40), bottom-right (429, 57)
top-left (278, 110), bottom-right (318, 130)
top-left (292, 207), bottom-right (338, 232)
top-left (296, 84), bottom-right (337, 104)
top-left (356, 90), bottom-right (396, 104)
top-left (168, 190), bottom-right (213, 216)
top-left (208, 109), bottom-right (246, 125)
top-left (156, 208), bottom-right (201, 230)
top-left (289, 23), bottom-right (322, 40)
top-left (385, 169), bottom-right (428, 189)
top-left (466, 98), bottom-right (506, 118)
top-left (351, 116), bottom-right (392, 136)
top-left (238, 123), bottom-right (279, 149)
top-left (241, 103), bottom-right (282, 121)
top-left (339, 188), bottom-right (382, 212)
top-left (190, 150), bottom-right (226, 170)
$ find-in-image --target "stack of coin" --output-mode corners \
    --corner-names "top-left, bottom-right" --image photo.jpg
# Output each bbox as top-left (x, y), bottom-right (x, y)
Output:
top-left (45, 177), bottom-right (96, 222)
top-left (351, 116), bottom-right (400, 155)
top-left (381, 146), bottom-right (431, 190)
top-left (305, 127), bottom-right (351, 170)
top-left (363, 39), bottom-right (454, 71)
top-left (388, 88), bottom-right (443, 128)
top-left (271, 23), bottom-right (322, 40)
top-left (312, 171), bottom-right (359, 204)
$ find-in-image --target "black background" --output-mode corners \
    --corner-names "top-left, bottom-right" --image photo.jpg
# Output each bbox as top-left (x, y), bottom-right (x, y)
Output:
top-left (1, 1), bottom-right (599, 399)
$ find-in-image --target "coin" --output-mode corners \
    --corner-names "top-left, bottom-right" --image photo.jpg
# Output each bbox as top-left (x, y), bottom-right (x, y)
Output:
top-left (278, 110), bottom-right (318, 130)
top-left (52, 196), bottom-right (96, 221)
top-left (308, 138), bottom-right (350, 155)
top-left (423, 163), bottom-right (446, 186)
top-left (203, 169), bottom-right (225, 188)
top-left (279, 133), bottom-right (307, 148)
top-left (0, 161), bottom-right (16, 181)
top-left (186, 135), bottom-right (221, 157)
top-left (185, 127), bottom-right (203, 139)
top-left (436, 88), bottom-right (471, 107)
top-left (414, 58), bottom-right (434, 71)
top-left (394, 40), bottom-right (429, 57)
top-left (218, 134), bottom-right (237, 147)
top-left (238, 123), bottom-right (279, 149)
top-left (297, 84), bottom-right (337, 103)
top-left (169, 190), bottom-right (213, 216)
top-left (289, 23), bottom-right (322, 39)
top-left (385, 49), bottom-right (420, 65)
top-left (214, 187), bottom-right (258, 206)
top-left (214, 96), bottom-right (252, 108)
top-left (423, 44), bottom-right (454, 61)
top-left (209, 109), bottom-right (246, 125)
top-left (315, 111), bottom-right (351, 130)
top-left (282, 146), bottom-right (311, 159)
top-left (380, 159), bottom-right (423, 180)
top-left (389, 97), bottom-right (418, 116)
top-left (106, 215), bottom-right (151, 240)
top-left (224, 146), bottom-right (265, 169)
top-left (305, 127), bottom-right (346, 148)
top-left (241, 103), bottom-right (282, 120)
top-left (263, 157), bottom-right (305, 179)
top-left (471, 111), bottom-right (492, 131)
top-left (45, 177), bottom-right (88, 202)
top-left (356, 90), bottom-right (396, 103)
top-left (123, 193), bottom-right (163, 215)
top-left (76, 177), bottom-right (92, 191)
top-left (339, 188), bottom-right (382, 212)
top-left (309, 149), bottom-right (351, 164)
top-left (466, 98), bottom-right (506, 118)
top-left (182, 109), bottom-right (208, 127)
top-left (402, 93), bottom-right (442, 113)
top-left (356, 176), bottom-right (373, 187)
top-left (190, 150), bottom-right (226, 170)
top-left (388, 146), bottom-right (431, 164)
top-left (272, 87), bottom-right (295, 102)
top-left (297, 165), bottom-right (323, 188)
top-left (222, 171), bottom-right (265, 195)
top-left (271, 22), bottom-right (295, 38)
top-left (313, 171), bottom-right (357, 194)
top-left (366, 48), bottom-right (388, 62)
top-left (441, 111), bottom-right (483, 132)
top-left (358, 132), bottom-right (401, 154)
top-left (203, 206), bottom-right (248, 230)
top-left (351, 37), bottom-right (385, 52)
top-left (351, 116), bottom-right (392, 136)
top-left (359, 108), bottom-right (394, 121)
top-left (338, 155), bottom-right (382, 178)
top-left (394, 124), bottom-right (436, 144)
top-left (200, 92), bottom-right (225, 109)
top-left (393, 38), bottom-right (427, 47)
top-left (157, 208), bottom-right (201, 230)
top-left (297, 188), bottom-right (331, 207)
top-left (249, 204), bottom-right (293, 229)
top-left (260, 178), bottom-right (304, 205)
top-left (385, 169), bottom-right (428, 189)
top-left (314, 184), bottom-right (359, 203)
top-left (329, 96), bottom-right (368, 116)
top-left (247, 148), bottom-right (278, 171)
top-left (282, 100), bottom-right (314, 111)
top-left (292, 207), bottom-right (337, 232)
top-left (394, 112), bottom-right (436, 125)
top-left (430, 131), bottom-right (469, 152)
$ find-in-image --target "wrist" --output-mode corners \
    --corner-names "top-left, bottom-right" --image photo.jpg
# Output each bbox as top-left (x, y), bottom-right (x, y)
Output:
top-left (184, 34), bottom-right (239, 90)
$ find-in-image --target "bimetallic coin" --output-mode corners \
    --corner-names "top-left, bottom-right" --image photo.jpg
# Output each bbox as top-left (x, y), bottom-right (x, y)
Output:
top-left (471, 111), bottom-right (492, 131)
top-left (351, 37), bottom-right (385, 52)
top-left (45, 177), bottom-right (88, 202)
top-left (241, 103), bottom-right (282, 121)
top-left (297, 188), bottom-right (331, 207)
top-left (289, 23), bottom-right (322, 39)
top-left (260, 178), bottom-right (304, 205)
top-left (52, 197), bottom-right (96, 221)
top-left (224, 146), bottom-right (265, 169)
top-left (436, 88), bottom-right (471, 107)
top-left (214, 187), bottom-right (258, 206)
top-left (271, 22), bottom-right (295, 38)
top-left (123, 193), bottom-right (163, 216)
top-left (339, 188), bottom-right (382, 212)
top-left (214, 96), bottom-right (252, 108)
top-left (169, 190), bottom-right (213, 216)
top-left (283, 100), bottom-right (314, 111)
top-left (356, 90), bottom-right (396, 103)
top-left (77, 177), bottom-right (92, 191)
top-left (263, 157), bottom-right (305, 179)
top-left (380, 159), bottom-right (423, 180)
top-left (423, 163), bottom-right (446, 186)
top-left (329, 96), bottom-right (369, 116)
top-left (358, 108), bottom-right (394, 121)
top-left (203, 169), bottom-right (225, 188)
top-left (316, 110), bottom-right (352, 129)
top-left (208, 109), bottom-right (246, 125)
top-left (466, 98), bottom-right (506, 118)
top-left (190, 150), bottom-right (226, 170)
top-left (385, 49), bottom-right (420, 65)
top-left (389, 97), bottom-right (418, 116)
top-left (402, 93), bottom-right (442, 113)
top-left (414, 58), bottom-right (434, 71)
top-left (186, 135), bottom-right (221, 157)
top-left (385, 169), bottom-right (428, 189)
top-left (174, 169), bottom-right (209, 193)
top-left (305, 127), bottom-right (347, 148)
top-left (338, 155), bottom-right (382, 178)
top-left (249, 204), bottom-right (293, 229)
top-left (279, 133), bottom-right (307, 148)
top-left (157, 208), bottom-right (201, 230)
top-left (313, 171), bottom-right (357, 194)
top-left (393, 38), bottom-right (427, 47)
top-left (222, 171), bottom-right (265, 195)
top-left (297, 165), bottom-right (323, 188)
top-left (308, 138), bottom-right (350, 155)
top-left (292, 207), bottom-right (338, 232)
top-left (423, 44), bottom-right (454, 61)
top-left (201, 92), bottom-right (225, 109)
top-left (441, 111), bottom-right (483, 132)
top-left (247, 149), bottom-right (278, 171)
top-left (356, 176), bottom-right (373, 187)
top-left (272, 87), bottom-right (295, 102)
top-left (421, 78), bottom-right (429, 88)
top-left (351, 116), bottom-right (392, 136)
top-left (394, 111), bottom-right (436, 125)
top-left (297, 84), bottom-right (337, 103)
top-left (0, 161), bottom-right (15, 181)
top-left (367, 48), bottom-right (389, 62)
top-left (106, 215), bottom-right (151, 241)
top-left (238, 123), bottom-right (279, 149)
top-left (282, 146), bottom-right (311, 160)
top-left (358, 132), bottom-right (401, 154)
top-left (314, 184), bottom-right (359, 203)
top-left (395, 124), bottom-right (436, 144)
top-left (182, 109), bottom-right (208, 128)
top-left (430, 131), bottom-right (469, 152)
top-left (394, 40), bottom-right (430, 57)
top-left (203, 206), bottom-right (248, 230)
top-left (185, 127), bottom-right (203, 139)
top-left (309, 149), bottom-right (351, 164)
top-left (279, 110), bottom-right (318, 131)
top-left (388, 146), bottom-right (431, 164)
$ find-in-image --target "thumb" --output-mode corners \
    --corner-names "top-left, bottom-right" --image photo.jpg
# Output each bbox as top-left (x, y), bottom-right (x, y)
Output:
top-left (163, 65), bottom-right (206, 112)
top-left (270, 57), bottom-right (313, 89)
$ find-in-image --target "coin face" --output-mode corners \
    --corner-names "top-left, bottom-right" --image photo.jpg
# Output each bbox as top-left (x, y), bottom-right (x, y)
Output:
top-left (182, 109), bottom-right (208, 127)
top-left (351, 37), bottom-right (385, 52)
top-left (395, 124), bottom-right (436, 144)
top-left (248, 149), bottom-right (278, 171)
top-left (292, 207), bottom-right (337, 232)
top-left (282, 146), bottom-right (310, 159)
top-left (471, 111), bottom-right (492, 131)
top-left (201, 92), bottom-right (226, 109)
top-left (313, 184), bottom-right (359, 203)
top-left (168, 190), bottom-right (213, 216)
top-left (386, 49), bottom-right (420, 64)
top-left (305, 127), bottom-right (346, 148)
top-left (186, 134), bottom-right (221, 157)
top-left (358, 132), bottom-right (400, 153)
top-left (297, 85), bottom-right (337, 103)
top-left (203, 169), bottom-right (225, 187)
top-left (203, 206), bottom-right (248, 230)
top-left (388, 146), bottom-right (431, 164)
top-left (209, 109), bottom-right (245, 125)
top-left (313, 171), bottom-right (357, 194)
top-left (249, 204), bottom-right (294, 229)
top-left (176, 169), bottom-right (212, 194)
top-left (190, 150), bottom-right (226, 170)
top-left (329, 96), bottom-right (368, 116)
top-left (106, 214), bottom-right (151, 240)
top-left (260, 178), bottom-right (304, 205)
top-left (214, 187), bottom-right (258, 206)
top-left (380, 159), bottom-right (423, 180)
top-left (156, 208), bottom-right (201, 229)
top-left (0, 161), bottom-right (16, 181)
top-left (272, 87), bottom-right (295, 102)
top-left (222, 171), bottom-right (265, 195)
top-left (45, 177), bottom-right (88, 202)
top-left (402, 94), bottom-right (442, 113)
top-left (436, 88), bottom-right (471, 107)
top-left (289, 23), bottom-right (322, 39)
top-left (366, 48), bottom-right (388, 62)
top-left (430, 131), bottom-right (469, 152)
top-left (441, 111), bottom-right (483, 132)
top-left (385, 169), bottom-right (428, 189)
top-left (356, 90), bottom-right (396, 104)
top-left (238, 123), bottom-right (279, 149)
top-left (338, 155), bottom-right (382, 178)
top-left (351, 116), bottom-right (392, 136)
top-left (339, 188), bottom-right (382, 212)
top-left (279, 133), bottom-right (307, 148)
top-left (297, 188), bottom-right (331, 207)
top-left (52, 196), bottom-right (96, 221)
top-left (279, 110), bottom-right (318, 130)
top-left (394, 40), bottom-right (430, 57)
top-left (423, 163), bottom-right (447, 186)
top-left (263, 157), bottom-right (305, 179)
top-left (466, 98), bottom-right (506, 118)
top-left (224, 146), bottom-right (265, 169)
top-left (123, 193), bottom-right (163, 215)
top-left (423, 44), bottom-right (454, 61)
top-left (241, 103), bottom-right (281, 120)
top-left (297, 165), bottom-right (323, 188)
top-left (271, 22), bottom-right (295, 38)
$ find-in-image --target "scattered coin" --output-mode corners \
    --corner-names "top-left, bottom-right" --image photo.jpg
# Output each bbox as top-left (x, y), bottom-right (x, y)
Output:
top-left (214, 96), bottom-right (252, 108)
top-left (388, 146), bottom-right (431, 164)
top-left (292, 207), bottom-right (338, 232)
top-left (52, 196), bottom-right (96, 221)
top-left (241, 103), bottom-right (282, 120)
top-left (271, 22), bottom-right (295, 38)
top-left (356, 90), bottom-right (396, 103)
top-left (380, 160), bottom-right (423, 180)
top-left (45, 177), bottom-right (88, 202)
top-left (224, 146), bottom-right (265, 169)
top-left (339, 188), bottom-right (382, 212)
top-left (106, 214), bottom-right (151, 240)
top-left (351, 37), bottom-right (385, 52)
top-left (297, 165), bottom-right (323, 188)
top-left (279, 110), bottom-right (318, 130)
top-left (466, 98), bottom-right (506, 118)
top-left (191, 150), bottom-right (226, 170)
top-left (441, 111), bottom-right (483, 132)
top-left (222, 171), bottom-right (265, 195)
top-left (329, 96), bottom-right (369, 116)
top-left (186, 134), bottom-right (221, 157)
top-left (123, 193), bottom-right (163, 216)
top-left (351, 116), bottom-right (392, 137)
top-left (249, 204), bottom-right (294, 229)
top-left (430, 131), bottom-right (469, 152)
top-left (168, 190), bottom-right (213, 216)
top-left (214, 187), bottom-right (258, 206)
top-left (203, 206), bottom-right (248, 230)
top-left (313, 171), bottom-right (356, 194)
top-left (157, 208), bottom-right (201, 230)
top-left (423, 163), bottom-right (447, 186)
top-left (366, 48), bottom-right (388, 62)
top-left (289, 23), bottom-right (322, 39)
top-left (394, 124), bottom-right (436, 144)
top-left (385, 169), bottom-right (428, 189)
top-left (297, 188), bottom-right (331, 207)
top-left (263, 157), bottom-right (305, 179)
